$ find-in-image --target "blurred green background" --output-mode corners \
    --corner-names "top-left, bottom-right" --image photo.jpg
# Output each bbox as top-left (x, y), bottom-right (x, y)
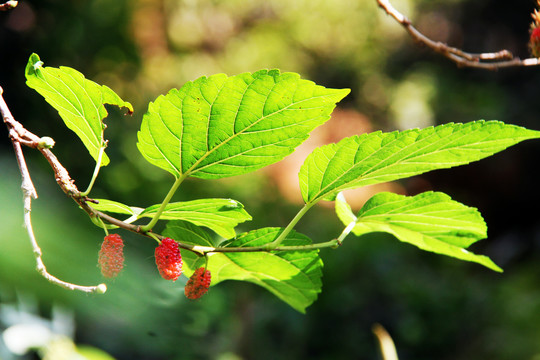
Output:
top-left (2, 0), bottom-right (540, 359)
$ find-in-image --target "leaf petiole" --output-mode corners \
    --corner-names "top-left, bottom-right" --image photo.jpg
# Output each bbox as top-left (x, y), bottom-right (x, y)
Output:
top-left (90, 213), bottom-right (118, 230)
top-left (140, 173), bottom-right (189, 232)
top-left (267, 201), bottom-right (316, 249)
top-left (80, 144), bottom-right (105, 197)
top-left (336, 220), bottom-right (357, 246)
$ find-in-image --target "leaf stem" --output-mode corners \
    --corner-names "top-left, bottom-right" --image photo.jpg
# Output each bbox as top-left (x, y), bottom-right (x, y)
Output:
top-left (140, 174), bottom-right (188, 232)
top-left (267, 202), bottom-right (315, 249)
top-left (147, 232), bottom-right (161, 244)
top-left (80, 145), bottom-right (105, 197)
top-left (90, 214), bottom-right (118, 230)
top-left (190, 238), bottom-right (340, 254)
top-left (336, 220), bottom-right (357, 245)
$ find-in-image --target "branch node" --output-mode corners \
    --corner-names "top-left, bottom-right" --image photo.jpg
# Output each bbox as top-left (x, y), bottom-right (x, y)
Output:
top-left (37, 136), bottom-right (55, 149)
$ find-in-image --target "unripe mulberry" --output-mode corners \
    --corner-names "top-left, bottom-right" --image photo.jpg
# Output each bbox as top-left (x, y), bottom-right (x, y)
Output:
top-left (155, 238), bottom-right (183, 281)
top-left (185, 267), bottom-right (211, 300)
top-left (98, 234), bottom-right (124, 278)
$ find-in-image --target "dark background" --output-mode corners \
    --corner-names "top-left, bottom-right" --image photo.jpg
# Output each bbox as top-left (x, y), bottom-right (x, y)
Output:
top-left (1, 0), bottom-right (540, 359)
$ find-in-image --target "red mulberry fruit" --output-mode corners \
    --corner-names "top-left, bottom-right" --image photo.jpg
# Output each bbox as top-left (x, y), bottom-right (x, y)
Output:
top-left (530, 5), bottom-right (540, 57)
top-left (185, 267), bottom-right (211, 300)
top-left (530, 26), bottom-right (540, 58)
top-left (98, 234), bottom-right (124, 278)
top-left (155, 238), bottom-right (183, 281)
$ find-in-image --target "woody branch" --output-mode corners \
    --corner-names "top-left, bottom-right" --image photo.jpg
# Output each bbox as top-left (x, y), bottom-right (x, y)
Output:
top-left (0, 85), bottom-right (105, 294)
top-left (376, 0), bottom-right (540, 70)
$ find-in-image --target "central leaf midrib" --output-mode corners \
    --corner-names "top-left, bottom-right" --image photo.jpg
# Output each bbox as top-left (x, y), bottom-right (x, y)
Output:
top-left (184, 75), bottom-right (289, 175)
top-left (310, 124), bottom-right (501, 202)
top-left (314, 127), bottom-right (448, 201)
top-left (357, 218), bottom-right (476, 246)
top-left (185, 79), bottom-right (338, 176)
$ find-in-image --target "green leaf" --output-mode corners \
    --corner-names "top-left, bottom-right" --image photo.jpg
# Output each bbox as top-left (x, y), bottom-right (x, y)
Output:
top-left (137, 70), bottom-right (349, 179)
top-left (140, 199), bottom-right (252, 239)
top-left (300, 121), bottom-right (540, 203)
top-left (164, 222), bottom-right (323, 313)
top-left (91, 198), bottom-right (251, 238)
top-left (25, 53), bottom-right (133, 166)
top-left (336, 191), bottom-right (502, 272)
top-left (76, 345), bottom-right (116, 360)
top-left (92, 199), bottom-right (139, 216)
top-left (163, 221), bottom-right (219, 274)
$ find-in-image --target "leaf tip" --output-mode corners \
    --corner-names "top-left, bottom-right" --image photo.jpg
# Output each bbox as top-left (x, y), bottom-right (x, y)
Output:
top-left (101, 85), bottom-right (135, 116)
top-left (490, 263), bottom-right (504, 273)
top-left (120, 102), bottom-right (134, 116)
top-left (330, 87), bottom-right (351, 103)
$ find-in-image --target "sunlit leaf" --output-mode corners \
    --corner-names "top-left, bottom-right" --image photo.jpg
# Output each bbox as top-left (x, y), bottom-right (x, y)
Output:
top-left (164, 222), bottom-right (323, 313)
top-left (336, 191), bottom-right (502, 272)
top-left (137, 69), bottom-right (349, 179)
top-left (92, 199), bottom-right (139, 216)
top-left (301, 121), bottom-right (540, 203)
top-left (92, 198), bottom-right (250, 238)
top-left (25, 53), bottom-right (133, 166)
top-left (140, 199), bottom-right (251, 239)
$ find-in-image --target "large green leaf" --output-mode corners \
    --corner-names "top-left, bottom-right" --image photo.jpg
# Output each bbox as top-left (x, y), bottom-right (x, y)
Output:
top-left (92, 198), bottom-right (251, 239)
top-left (165, 221), bottom-right (217, 272)
top-left (140, 199), bottom-right (251, 239)
top-left (336, 191), bottom-right (502, 272)
top-left (137, 70), bottom-right (349, 179)
top-left (164, 222), bottom-right (323, 313)
top-left (300, 121), bottom-right (540, 203)
top-left (25, 53), bottom-right (133, 166)
top-left (92, 199), bottom-right (141, 216)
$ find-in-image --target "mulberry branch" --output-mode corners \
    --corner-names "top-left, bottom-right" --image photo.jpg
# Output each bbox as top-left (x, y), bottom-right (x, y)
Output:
top-left (1, 85), bottom-right (106, 294)
top-left (376, 0), bottom-right (540, 69)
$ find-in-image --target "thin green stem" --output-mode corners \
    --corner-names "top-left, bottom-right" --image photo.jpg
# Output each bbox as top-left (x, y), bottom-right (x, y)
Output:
top-left (82, 199), bottom-right (341, 255)
top-left (102, 219), bottom-right (110, 236)
top-left (90, 214), bottom-right (118, 230)
top-left (267, 201), bottom-right (316, 249)
top-left (140, 173), bottom-right (188, 232)
top-left (80, 145), bottom-right (105, 197)
top-left (147, 232), bottom-right (161, 244)
top-left (82, 191), bottom-right (338, 255)
top-left (190, 238), bottom-right (340, 254)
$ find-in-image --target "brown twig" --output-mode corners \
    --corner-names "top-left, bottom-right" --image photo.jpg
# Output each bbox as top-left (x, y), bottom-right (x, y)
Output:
top-left (1, 85), bottom-right (105, 294)
top-left (376, 0), bottom-right (540, 69)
